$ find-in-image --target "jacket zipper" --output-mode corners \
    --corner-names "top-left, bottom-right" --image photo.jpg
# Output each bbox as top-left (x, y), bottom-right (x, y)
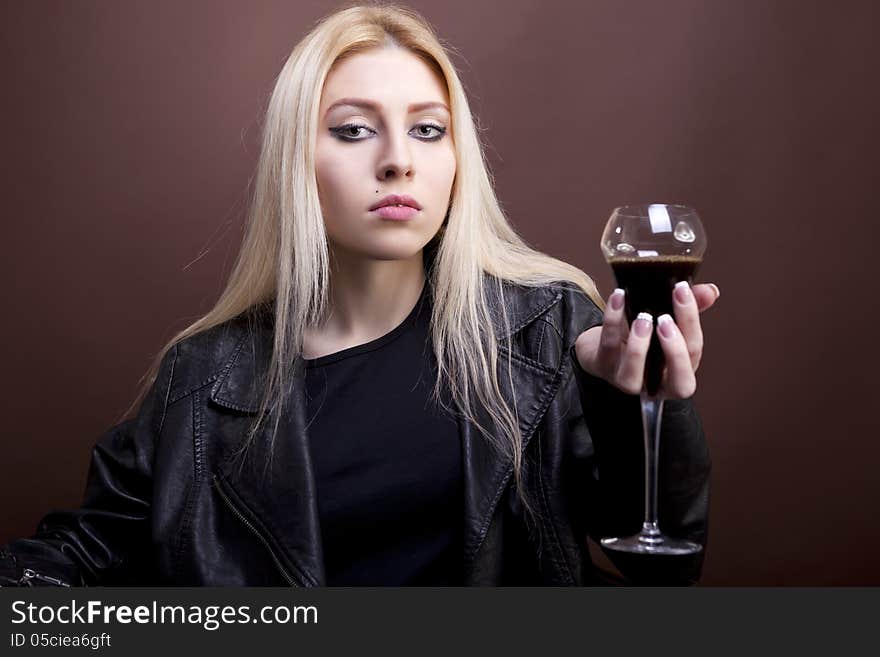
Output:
top-left (212, 474), bottom-right (300, 587)
top-left (18, 568), bottom-right (71, 587)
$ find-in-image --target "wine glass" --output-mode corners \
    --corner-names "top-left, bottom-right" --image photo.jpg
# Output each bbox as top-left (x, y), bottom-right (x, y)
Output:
top-left (598, 203), bottom-right (707, 555)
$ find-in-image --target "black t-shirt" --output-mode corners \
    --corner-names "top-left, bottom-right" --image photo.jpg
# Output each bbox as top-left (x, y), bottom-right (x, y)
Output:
top-left (303, 283), bottom-right (464, 585)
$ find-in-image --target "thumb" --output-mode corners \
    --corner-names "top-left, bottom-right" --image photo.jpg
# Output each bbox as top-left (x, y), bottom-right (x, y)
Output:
top-left (574, 326), bottom-right (603, 377)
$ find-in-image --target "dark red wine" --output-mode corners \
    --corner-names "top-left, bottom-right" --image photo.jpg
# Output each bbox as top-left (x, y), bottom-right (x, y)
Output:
top-left (609, 256), bottom-right (702, 397)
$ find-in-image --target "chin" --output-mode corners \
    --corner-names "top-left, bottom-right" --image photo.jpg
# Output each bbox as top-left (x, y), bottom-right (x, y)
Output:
top-left (329, 231), bottom-right (435, 262)
top-left (368, 238), bottom-right (433, 261)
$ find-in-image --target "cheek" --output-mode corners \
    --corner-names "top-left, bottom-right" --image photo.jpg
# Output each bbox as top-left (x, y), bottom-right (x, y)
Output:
top-left (436, 142), bottom-right (456, 180)
top-left (431, 149), bottom-right (456, 196)
top-left (315, 151), bottom-right (358, 214)
top-left (315, 149), bottom-right (341, 194)
top-left (414, 138), bottom-right (452, 178)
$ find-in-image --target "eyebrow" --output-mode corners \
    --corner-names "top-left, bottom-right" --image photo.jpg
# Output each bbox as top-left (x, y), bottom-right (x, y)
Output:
top-left (324, 97), bottom-right (450, 116)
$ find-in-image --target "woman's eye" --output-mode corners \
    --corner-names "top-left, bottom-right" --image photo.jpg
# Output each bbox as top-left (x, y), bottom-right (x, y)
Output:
top-left (411, 123), bottom-right (446, 141)
top-left (329, 123), bottom-right (374, 141)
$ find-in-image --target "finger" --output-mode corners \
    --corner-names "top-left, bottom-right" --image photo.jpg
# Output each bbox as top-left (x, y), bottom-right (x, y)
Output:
top-left (656, 314), bottom-right (697, 399)
top-left (692, 283), bottom-right (720, 313)
top-left (594, 288), bottom-right (629, 379)
top-left (614, 312), bottom-right (653, 395)
top-left (672, 281), bottom-right (705, 371)
top-left (573, 326), bottom-right (602, 376)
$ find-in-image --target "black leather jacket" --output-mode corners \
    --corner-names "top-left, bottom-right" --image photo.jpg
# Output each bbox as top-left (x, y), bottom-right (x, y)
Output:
top-left (1, 279), bottom-right (710, 586)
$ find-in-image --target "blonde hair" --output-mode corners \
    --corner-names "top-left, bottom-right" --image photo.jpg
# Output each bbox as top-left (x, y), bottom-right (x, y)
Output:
top-left (124, 2), bottom-right (604, 528)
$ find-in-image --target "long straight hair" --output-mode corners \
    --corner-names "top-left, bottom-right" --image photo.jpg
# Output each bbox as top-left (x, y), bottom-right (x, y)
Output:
top-left (124, 2), bottom-right (605, 528)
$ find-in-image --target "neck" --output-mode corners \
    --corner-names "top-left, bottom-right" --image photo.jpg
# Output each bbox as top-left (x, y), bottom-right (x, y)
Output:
top-left (309, 247), bottom-right (426, 346)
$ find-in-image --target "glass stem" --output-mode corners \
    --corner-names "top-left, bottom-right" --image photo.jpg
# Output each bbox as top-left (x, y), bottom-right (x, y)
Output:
top-left (639, 390), bottom-right (664, 542)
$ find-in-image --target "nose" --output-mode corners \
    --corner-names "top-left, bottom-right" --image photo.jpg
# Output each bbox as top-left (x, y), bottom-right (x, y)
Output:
top-left (375, 130), bottom-right (413, 181)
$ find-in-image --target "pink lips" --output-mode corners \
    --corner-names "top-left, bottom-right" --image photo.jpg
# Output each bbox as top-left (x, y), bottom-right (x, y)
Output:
top-left (369, 194), bottom-right (421, 221)
top-left (374, 205), bottom-right (418, 220)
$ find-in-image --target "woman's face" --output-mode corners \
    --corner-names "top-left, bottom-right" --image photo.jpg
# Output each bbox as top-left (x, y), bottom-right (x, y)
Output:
top-left (315, 47), bottom-right (456, 261)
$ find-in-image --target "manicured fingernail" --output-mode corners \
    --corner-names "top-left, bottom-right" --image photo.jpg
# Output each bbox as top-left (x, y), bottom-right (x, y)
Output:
top-left (634, 312), bottom-right (653, 337)
top-left (610, 288), bottom-right (624, 311)
top-left (674, 280), bottom-right (692, 305)
top-left (657, 314), bottom-right (677, 338)
top-left (709, 283), bottom-right (720, 299)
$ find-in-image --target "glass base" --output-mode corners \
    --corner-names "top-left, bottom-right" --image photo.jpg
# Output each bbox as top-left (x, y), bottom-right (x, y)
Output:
top-left (601, 529), bottom-right (702, 556)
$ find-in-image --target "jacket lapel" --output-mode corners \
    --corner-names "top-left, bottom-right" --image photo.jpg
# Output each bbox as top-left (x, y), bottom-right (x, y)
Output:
top-left (207, 280), bottom-right (565, 586)
top-left (210, 317), bottom-right (325, 586)
top-left (461, 283), bottom-right (565, 579)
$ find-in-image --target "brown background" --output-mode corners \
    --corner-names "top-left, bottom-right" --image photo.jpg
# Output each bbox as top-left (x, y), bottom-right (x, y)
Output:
top-left (2, 0), bottom-right (878, 585)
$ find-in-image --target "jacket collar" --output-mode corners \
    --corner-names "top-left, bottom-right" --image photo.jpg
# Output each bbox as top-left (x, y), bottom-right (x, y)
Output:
top-left (209, 278), bottom-right (566, 586)
top-left (209, 279), bottom-right (561, 414)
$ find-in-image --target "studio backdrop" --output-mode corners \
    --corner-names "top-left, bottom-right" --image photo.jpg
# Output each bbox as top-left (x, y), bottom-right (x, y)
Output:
top-left (1, 0), bottom-right (877, 585)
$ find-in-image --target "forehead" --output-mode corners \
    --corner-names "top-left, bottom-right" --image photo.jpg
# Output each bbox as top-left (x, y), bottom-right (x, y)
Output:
top-left (320, 47), bottom-right (449, 109)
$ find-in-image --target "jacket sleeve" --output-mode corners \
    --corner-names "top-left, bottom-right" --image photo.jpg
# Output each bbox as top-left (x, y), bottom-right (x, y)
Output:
top-left (557, 285), bottom-right (711, 586)
top-left (0, 344), bottom-right (178, 587)
top-left (568, 345), bottom-right (711, 585)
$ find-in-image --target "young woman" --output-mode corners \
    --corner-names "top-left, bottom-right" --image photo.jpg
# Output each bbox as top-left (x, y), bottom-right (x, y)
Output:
top-left (1, 3), bottom-right (719, 587)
